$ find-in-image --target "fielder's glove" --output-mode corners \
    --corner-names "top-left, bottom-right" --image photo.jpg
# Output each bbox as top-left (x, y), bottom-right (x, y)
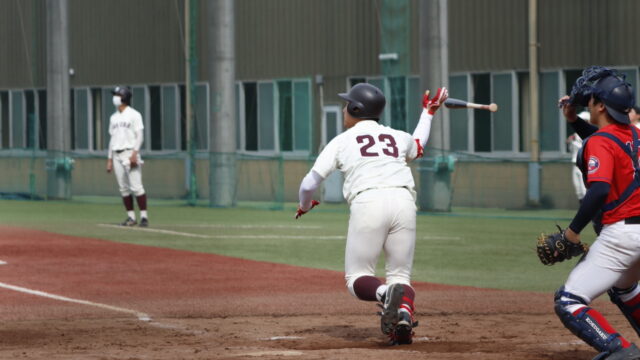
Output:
top-left (536, 225), bottom-right (589, 265)
top-left (295, 200), bottom-right (320, 219)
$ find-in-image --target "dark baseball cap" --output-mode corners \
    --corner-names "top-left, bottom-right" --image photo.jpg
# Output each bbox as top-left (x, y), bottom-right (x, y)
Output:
top-left (592, 75), bottom-right (635, 124)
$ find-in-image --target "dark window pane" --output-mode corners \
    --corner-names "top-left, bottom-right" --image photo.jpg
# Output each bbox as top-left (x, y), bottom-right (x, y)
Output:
top-left (194, 84), bottom-right (209, 150)
top-left (1, 92), bottom-right (8, 148)
top-left (179, 85), bottom-right (186, 151)
top-left (11, 91), bottom-right (25, 148)
top-left (278, 81), bottom-right (293, 152)
top-left (244, 83), bottom-right (257, 151)
top-left (37, 90), bottom-right (46, 149)
top-left (492, 73), bottom-right (513, 151)
top-left (540, 72), bottom-right (560, 151)
top-left (293, 80), bottom-right (310, 151)
top-left (449, 75), bottom-right (469, 152)
top-left (473, 74), bottom-right (491, 152)
top-left (389, 76), bottom-right (406, 131)
top-left (149, 86), bottom-right (162, 150)
top-left (25, 90), bottom-right (37, 149)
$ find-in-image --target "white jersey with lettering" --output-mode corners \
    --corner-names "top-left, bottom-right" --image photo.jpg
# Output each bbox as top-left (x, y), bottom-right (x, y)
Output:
top-left (311, 120), bottom-right (420, 203)
top-left (108, 106), bottom-right (144, 156)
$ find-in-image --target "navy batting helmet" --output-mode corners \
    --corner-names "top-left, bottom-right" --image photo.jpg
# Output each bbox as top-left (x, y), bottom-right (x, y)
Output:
top-left (112, 86), bottom-right (132, 105)
top-left (338, 83), bottom-right (386, 120)
top-left (569, 66), bottom-right (635, 124)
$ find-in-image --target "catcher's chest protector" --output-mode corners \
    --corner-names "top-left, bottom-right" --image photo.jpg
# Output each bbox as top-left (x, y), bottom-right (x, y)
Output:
top-left (577, 127), bottom-right (640, 214)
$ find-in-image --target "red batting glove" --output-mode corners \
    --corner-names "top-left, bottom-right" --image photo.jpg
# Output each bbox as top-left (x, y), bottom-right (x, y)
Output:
top-left (422, 87), bottom-right (449, 115)
top-left (295, 200), bottom-right (320, 219)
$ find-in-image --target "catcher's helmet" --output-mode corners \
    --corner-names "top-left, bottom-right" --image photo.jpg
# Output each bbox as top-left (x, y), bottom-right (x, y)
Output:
top-left (338, 83), bottom-right (386, 120)
top-left (112, 86), bottom-right (132, 105)
top-left (569, 66), bottom-right (635, 124)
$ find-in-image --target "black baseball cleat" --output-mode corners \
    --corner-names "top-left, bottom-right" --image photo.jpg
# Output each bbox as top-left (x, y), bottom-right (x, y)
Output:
top-left (139, 218), bottom-right (149, 227)
top-left (393, 311), bottom-right (418, 345)
top-left (594, 344), bottom-right (640, 360)
top-left (120, 217), bottom-right (137, 226)
top-left (380, 283), bottom-right (404, 336)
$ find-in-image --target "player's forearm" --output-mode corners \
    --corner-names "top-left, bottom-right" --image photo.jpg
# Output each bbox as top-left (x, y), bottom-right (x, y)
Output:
top-left (107, 138), bottom-right (114, 159)
top-left (568, 181), bottom-right (610, 234)
top-left (571, 119), bottom-right (598, 140)
top-left (412, 109), bottom-right (433, 148)
top-left (298, 170), bottom-right (324, 211)
top-left (133, 130), bottom-right (144, 151)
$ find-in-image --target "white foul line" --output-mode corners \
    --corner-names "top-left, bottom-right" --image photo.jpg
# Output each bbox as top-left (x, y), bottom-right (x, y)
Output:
top-left (0, 260), bottom-right (6, 265)
top-left (98, 224), bottom-right (211, 238)
top-left (97, 224), bottom-right (344, 240)
top-left (0, 281), bottom-right (151, 321)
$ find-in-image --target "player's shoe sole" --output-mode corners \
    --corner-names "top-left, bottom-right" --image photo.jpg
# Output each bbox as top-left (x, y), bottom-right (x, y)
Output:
top-left (380, 283), bottom-right (404, 336)
top-left (394, 312), bottom-right (415, 345)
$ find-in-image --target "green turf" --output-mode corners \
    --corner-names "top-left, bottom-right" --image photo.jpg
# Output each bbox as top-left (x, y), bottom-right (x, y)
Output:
top-left (0, 197), bottom-right (593, 292)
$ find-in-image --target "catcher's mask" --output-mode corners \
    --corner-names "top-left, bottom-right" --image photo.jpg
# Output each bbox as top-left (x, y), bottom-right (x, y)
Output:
top-left (112, 86), bottom-right (133, 105)
top-left (569, 66), bottom-right (635, 124)
top-left (338, 83), bottom-right (386, 120)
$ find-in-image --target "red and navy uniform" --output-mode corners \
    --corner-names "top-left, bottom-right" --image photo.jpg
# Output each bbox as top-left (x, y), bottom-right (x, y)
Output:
top-left (582, 123), bottom-right (640, 224)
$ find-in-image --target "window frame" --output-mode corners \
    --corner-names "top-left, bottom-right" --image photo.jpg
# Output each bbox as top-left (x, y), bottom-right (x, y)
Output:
top-left (236, 78), bottom-right (312, 156)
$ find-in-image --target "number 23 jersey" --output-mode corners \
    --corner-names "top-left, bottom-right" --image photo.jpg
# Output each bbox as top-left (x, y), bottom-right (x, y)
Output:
top-left (312, 120), bottom-right (421, 203)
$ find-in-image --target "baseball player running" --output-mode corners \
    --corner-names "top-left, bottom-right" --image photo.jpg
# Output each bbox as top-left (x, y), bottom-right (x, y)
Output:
top-left (555, 66), bottom-right (640, 359)
top-left (106, 86), bottom-right (149, 227)
top-left (295, 83), bottom-right (448, 345)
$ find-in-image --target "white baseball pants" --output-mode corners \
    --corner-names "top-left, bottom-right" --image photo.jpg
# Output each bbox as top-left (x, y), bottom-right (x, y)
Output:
top-left (112, 150), bottom-right (145, 197)
top-left (564, 221), bottom-right (640, 304)
top-left (345, 187), bottom-right (416, 296)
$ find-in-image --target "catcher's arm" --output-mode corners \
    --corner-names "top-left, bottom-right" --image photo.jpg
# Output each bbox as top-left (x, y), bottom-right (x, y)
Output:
top-left (295, 170), bottom-right (323, 219)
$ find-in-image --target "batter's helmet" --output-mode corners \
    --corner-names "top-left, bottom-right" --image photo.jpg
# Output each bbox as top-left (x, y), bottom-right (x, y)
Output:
top-left (338, 83), bottom-right (386, 120)
top-left (112, 86), bottom-right (132, 105)
top-left (569, 66), bottom-right (635, 124)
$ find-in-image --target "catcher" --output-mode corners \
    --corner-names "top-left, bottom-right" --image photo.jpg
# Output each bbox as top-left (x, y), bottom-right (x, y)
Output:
top-left (539, 66), bottom-right (640, 360)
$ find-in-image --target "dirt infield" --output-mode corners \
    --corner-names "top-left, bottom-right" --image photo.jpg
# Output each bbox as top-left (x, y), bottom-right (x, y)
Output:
top-left (0, 226), bottom-right (634, 359)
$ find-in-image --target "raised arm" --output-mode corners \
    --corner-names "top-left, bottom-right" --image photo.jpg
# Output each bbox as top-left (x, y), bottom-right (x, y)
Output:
top-left (412, 87), bottom-right (448, 151)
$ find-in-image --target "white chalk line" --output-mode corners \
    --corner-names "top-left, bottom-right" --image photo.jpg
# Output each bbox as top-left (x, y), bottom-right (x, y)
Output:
top-left (0, 260), bottom-right (6, 265)
top-left (171, 224), bottom-right (323, 229)
top-left (0, 281), bottom-right (151, 321)
top-left (259, 336), bottom-right (304, 341)
top-left (97, 224), bottom-right (461, 241)
top-left (0, 281), bottom-right (203, 334)
top-left (98, 224), bottom-right (211, 238)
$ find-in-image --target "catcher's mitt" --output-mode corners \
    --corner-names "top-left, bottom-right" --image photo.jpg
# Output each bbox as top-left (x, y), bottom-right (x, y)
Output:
top-left (536, 225), bottom-right (589, 265)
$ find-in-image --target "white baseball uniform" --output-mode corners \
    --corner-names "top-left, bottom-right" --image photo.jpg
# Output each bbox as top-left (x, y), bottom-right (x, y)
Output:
top-left (301, 112), bottom-right (429, 295)
top-left (568, 133), bottom-right (586, 200)
top-left (108, 106), bottom-right (145, 197)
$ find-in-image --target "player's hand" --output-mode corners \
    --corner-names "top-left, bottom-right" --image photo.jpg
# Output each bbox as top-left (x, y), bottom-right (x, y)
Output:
top-left (423, 87), bottom-right (449, 115)
top-left (295, 200), bottom-right (320, 219)
top-left (106, 159), bottom-right (113, 173)
top-left (130, 151), bottom-right (138, 168)
top-left (558, 95), bottom-right (578, 123)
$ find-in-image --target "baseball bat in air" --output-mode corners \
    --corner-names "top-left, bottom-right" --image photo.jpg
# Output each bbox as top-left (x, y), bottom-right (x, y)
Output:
top-left (444, 98), bottom-right (498, 112)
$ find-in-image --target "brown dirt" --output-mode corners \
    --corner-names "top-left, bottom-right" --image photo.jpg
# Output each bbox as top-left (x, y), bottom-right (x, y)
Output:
top-left (0, 226), bottom-right (634, 359)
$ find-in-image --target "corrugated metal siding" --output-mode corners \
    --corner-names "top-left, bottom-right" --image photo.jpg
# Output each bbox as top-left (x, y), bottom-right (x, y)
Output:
top-left (68, 0), bottom-right (187, 86)
top-left (538, 0), bottom-right (640, 70)
top-left (0, 0), bottom-right (45, 89)
top-left (449, 0), bottom-right (528, 72)
top-left (234, 0), bottom-right (381, 81)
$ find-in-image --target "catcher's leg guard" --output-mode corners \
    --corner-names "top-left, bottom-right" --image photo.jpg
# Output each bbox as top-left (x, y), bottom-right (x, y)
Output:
top-left (555, 287), bottom-right (631, 354)
top-left (609, 285), bottom-right (640, 338)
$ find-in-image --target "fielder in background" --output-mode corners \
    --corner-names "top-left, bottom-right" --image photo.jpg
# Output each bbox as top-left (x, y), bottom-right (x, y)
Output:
top-left (554, 66), bottom-right (640, 359)
top-left (106, 86), bottom-right (149, 227)
top-left (566, 111), bottom-right (589, 203)
top-left (294, 83), bottom-right (448, 345)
